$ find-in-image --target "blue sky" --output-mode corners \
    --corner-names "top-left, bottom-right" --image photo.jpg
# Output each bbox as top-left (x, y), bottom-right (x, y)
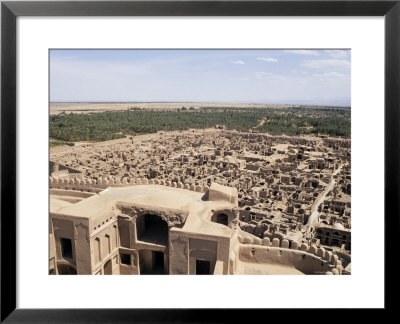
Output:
top-left (50, 49), bottom-right (351, 106)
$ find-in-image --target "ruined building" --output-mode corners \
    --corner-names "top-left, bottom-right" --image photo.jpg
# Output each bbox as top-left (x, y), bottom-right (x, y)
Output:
top-left (50, 180), bottom-right (345, 275)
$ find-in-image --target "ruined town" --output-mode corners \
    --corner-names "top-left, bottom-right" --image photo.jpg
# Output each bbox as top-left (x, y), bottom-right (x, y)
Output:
top-left (49, 49), bottom-right (351, 276)
top-left (49, 126), bottom-right (351, 275)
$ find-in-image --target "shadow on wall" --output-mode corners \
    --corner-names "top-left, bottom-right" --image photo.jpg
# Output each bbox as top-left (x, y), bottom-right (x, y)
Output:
top-left (136, 214), bottom-right (169, 246)
top-left (210, 210), bottom-right (237, 228)
top-left (57, 263), bottom-right (77, 275)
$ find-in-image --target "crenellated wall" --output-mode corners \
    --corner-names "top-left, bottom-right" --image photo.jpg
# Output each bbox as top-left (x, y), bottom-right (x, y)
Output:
top-left (236, 233), bottom-right (343, 275)
top-left (49, 176), bottom-right (209, 194)
top-left (333, 250), bottom-right (351, 264)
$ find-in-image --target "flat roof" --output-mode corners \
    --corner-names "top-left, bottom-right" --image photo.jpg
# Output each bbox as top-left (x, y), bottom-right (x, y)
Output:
top-left (50, 185), bottom-right (236, 237)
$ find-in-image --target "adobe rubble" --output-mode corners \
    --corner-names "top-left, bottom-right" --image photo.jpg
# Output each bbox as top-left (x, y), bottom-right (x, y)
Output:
top-left (49, 128), bottom-right (351, 275)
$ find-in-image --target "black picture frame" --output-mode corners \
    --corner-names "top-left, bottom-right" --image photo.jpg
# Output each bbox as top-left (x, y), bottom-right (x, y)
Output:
top-left (1, 0), bottom-right (398, 322)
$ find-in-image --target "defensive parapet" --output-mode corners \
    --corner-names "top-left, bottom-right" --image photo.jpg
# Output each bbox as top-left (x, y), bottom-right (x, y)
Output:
top-left (236, 233), bottom-right (343, 275)
top-left (49, 176), bottom-right (210, 194)
top-left (333, 250), bottom-right (351, 264)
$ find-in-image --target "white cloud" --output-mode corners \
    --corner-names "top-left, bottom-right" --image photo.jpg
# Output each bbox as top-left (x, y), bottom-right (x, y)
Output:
top-left (257, 57), bottom-right (278, 63)
top-left (50, 50), bottom-right (350, 105)
top-left (301, 59), bottom-right (350, 69)
top-left (254, 72), bottom-right (285, 80)
top-left (230, 60), bottom-right (245, 65)
top-left (284, 50), bottom-right (319, 56)
top-left (324, 50), bottom-right (350, 59)
top-left (313, 72), bottom-right (346, 78)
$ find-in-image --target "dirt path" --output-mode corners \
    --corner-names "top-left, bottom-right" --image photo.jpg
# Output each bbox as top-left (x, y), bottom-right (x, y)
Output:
top-left (255, 117), bottom-right (266, 128)
top-left (305, 164), bottom-right (343, 231)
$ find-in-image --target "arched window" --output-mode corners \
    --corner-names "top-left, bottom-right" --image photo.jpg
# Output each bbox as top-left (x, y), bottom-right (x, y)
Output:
top-left (113, 225), bottom-right (118, 249)
top-left (95, 237), bottom-right (101, 263)
top-left (105, 234), bottom-right (111, 254)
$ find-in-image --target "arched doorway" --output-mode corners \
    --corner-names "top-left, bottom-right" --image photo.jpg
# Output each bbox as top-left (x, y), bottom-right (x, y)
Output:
top-left (137, 214), bottom-right (168, 246)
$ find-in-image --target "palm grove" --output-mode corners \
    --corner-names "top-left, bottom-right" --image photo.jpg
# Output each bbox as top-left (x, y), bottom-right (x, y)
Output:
top-left (50, 107), bottom-right (351, 145)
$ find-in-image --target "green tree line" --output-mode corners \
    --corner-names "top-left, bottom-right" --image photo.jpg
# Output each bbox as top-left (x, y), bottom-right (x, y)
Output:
top-left (49, 108), bottom-right (350, 142)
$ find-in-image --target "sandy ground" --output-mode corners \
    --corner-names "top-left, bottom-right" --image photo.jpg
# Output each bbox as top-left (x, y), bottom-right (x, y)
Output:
top-left (50, 102), bottom-right (298, 115)
top-left (50, 128), bottom-right (331, 155)
top-left (49, 128), bottom-right (221, 154)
